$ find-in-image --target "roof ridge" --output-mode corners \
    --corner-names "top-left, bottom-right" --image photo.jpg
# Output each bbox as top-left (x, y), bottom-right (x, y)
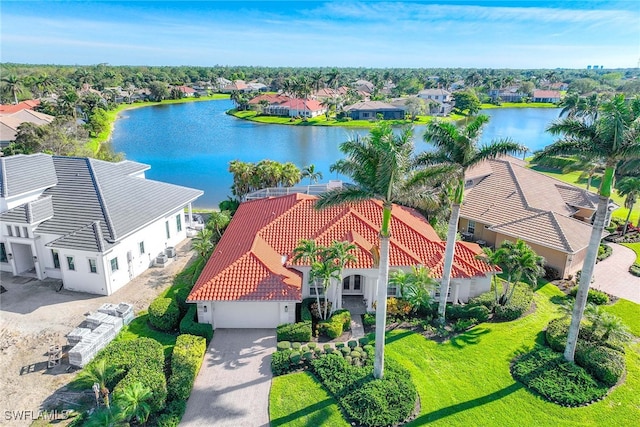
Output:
top-left (503, 160), bottom-right (534, 211)
top-left (548, 211), bottom-right (578, 252)
top-left (86, 158), bottom-right (117, 242)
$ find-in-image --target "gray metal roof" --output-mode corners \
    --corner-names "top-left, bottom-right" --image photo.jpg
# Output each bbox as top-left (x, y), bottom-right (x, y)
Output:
top-left (36, 156), bottom-right (202, 251)
top-left (0, 154), bottom-right (57, 198)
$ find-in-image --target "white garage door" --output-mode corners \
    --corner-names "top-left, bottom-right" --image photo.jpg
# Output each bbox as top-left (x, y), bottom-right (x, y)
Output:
top-left (212, 301), bottom-right (281, 329)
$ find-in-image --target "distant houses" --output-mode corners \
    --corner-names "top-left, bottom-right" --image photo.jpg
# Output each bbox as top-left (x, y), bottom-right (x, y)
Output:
top-left (0, 101), bottom-right (55, 146)
top-left (343, 101), bottom-right (405, 120)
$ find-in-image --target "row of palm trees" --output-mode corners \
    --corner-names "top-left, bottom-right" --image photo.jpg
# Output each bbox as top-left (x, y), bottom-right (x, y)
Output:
top-left (313, 93), bottom-right (639, 378)
top-left (228, 159), bottom-right (303, 199)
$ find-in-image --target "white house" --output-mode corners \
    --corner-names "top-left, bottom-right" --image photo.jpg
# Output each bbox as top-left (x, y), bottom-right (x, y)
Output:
top-left (417, 88), bottom-right (452, 103)
top-left (0, 154), bottom-right (203, 295)
top-left (188, 194), bottom-right (495, 329)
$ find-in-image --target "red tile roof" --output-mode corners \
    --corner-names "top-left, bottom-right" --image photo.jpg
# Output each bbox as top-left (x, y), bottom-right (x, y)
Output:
top-left (248, 94), bottom-right (291, 105)
top-left (280, 98), bottom-right (324, 111)
top-left (188, 194), bottom-right (494, 302)
top-left (176, 85), bottom-right (196, 94)
top-left (533, 90), bottom-right (561, 99)
top-left (0, 100), bottom-right (40, 114)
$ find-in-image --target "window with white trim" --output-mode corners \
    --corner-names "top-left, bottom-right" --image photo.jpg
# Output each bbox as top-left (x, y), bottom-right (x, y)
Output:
top-left (467, 220), bottom-right (476, 235)
top-left (51, 250), bottom-right (60, 269)
top-left (88, 258), bottom-right (98, 273)
top-left (67, 256), bottom-right (75, 271)
top-left (176, 214), bottom-right (182, 232)
top-left (139, 241), bottom-right (145, 255)
top-left (110, 257), bottom-right (119, 272)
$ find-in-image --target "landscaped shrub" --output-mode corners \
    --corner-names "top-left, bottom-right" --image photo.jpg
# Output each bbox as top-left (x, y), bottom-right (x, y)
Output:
top-left (276, 341), bottom-right (291, 351)
top-left (276, 321), bottom-right (312, 342)
top-left (630, 263), bottom-right (640, 277)
top-left (386, 297), bottom-right (413, 318)
top-left (546, 318), bottom-right (571, 352)
top-left (153, 399), bottom-right (186, 427)
top-left (511, 346), bottom-right (609, 406)
top-left (575, 343), bottom-right (625, 387)
top-left (318, 310), bottom-right (352, 339)
top-left (301, 298), bottom-right (314, 322)
top-left (310, 301), bottom-right (332, 319)
top-left (362, 312), bottom-right (376, 326)
top-left (149, 297), bottom-right (180, 331)
top-left (332, 309), bottom-right (352, 331)
top-left (468, 290), bottom-right (496, 311)
top-left (168, 334), bottom-right (207, 401)
top-left (494, 284), bottom-right (533, 321)
top-left (543, 265), bottom-right (561, 281)
top-left (358, 337), bottom-right (370, 346)
top-left (597, 244), bottom-right (613, 262)
top-left (179, 305), bottom-right (213, 344)
top-left (446, 304), bottom-right (490, 322)
top-left (96, 338), bottom-right (167, 412)
top-left (569, 287), bottom-right (610, 305)
top-left (175, 286), bottom-right (192, 315)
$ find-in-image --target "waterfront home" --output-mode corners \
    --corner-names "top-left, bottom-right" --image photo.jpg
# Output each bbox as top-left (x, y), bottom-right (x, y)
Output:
top-left (532, 90), bottom-right (561, 103)
top-left (458, 156), bottom-right (613, 278)
top-left (187, 193), bottom-right (494, 329)
top-left (175, 85), bottom-right (196, 97)
top-left (0, 109), bottom-right (55, 146)
top-left (263, 98), bottom-right (326, 118)
top-left (220, 80), bottom-right (251, 93)
top-left (0, 153), bottom-right (202, 295)
top-left (344, 101), bottom-right (405, 120)
top-left (488, 87), bottom-right (527, 103)
top-left (417, 88), bottom-right (452, 103)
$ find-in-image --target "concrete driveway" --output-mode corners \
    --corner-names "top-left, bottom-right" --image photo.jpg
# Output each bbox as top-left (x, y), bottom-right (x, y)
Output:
top-left (593, 243), bottom-right (640, 303)
top-left (181, 329), bottom-right (275, 427)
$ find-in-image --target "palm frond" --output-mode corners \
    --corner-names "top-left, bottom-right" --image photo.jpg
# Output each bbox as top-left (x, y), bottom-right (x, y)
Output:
top-left (315, 186), bottom-right (375, 210)
top-left (470, 139), bottom-right (527, 167)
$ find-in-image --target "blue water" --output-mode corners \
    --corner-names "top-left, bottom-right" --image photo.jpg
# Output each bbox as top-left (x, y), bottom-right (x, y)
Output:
top-left (111, 100), bottom-right (561, 208)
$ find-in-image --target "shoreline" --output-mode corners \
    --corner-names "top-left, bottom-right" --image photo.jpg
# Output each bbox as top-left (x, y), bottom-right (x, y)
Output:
top-left (89, 94), bottom-right (231, 154)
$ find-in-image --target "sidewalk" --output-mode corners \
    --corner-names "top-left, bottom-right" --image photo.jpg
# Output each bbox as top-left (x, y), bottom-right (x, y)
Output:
top-left (592, 243), bottom-right (640, 303)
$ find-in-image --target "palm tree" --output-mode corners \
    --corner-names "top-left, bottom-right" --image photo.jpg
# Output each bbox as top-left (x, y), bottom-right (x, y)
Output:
top-left (115, 382), bottom-right (153, 425)
top-left (326, 241), bottom-right (357, 313)
top-left (302, 164), bottom-right (323, 185)
top-left (310, 252), bottom-right (341, 320)
top-left (533, 94), bottom-right (640, 362)
top-left (2, 74), bottom-right (25, 104)
top-left (292, 239), bottom-right (322, 315)
top-left (316, 122), bottom-right (414, 379)
top-left (84, 406), bottom-right (123, 427)
top-left (192, 228), bottom-right (214, 260)
top-left (616, 177), bottom-right (640, 235)
top-left (280, 162), bottom-right (302, 187)
top-left (206, 210), bottom-right (231, 240)
top-left (476, 246), bottom-right (505, 306)
top-left (388, 266), bottom-right (438, 314)
top-left (417, 115), bottom-right (526, 323)
top-left (76, 359), bottom-right (116, 408)
top-left (496, 240), bottom-right (545, 304)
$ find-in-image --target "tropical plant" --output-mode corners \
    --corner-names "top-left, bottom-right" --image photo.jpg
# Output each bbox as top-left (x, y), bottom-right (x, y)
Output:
top-left (302, 164), bottom-right (323, 185)
top-left (584, 304), bottom-right (632, 344)
top-left (388, 266), bottom-right (438, 314)
top-left (292, 239), bottom-right (322, 318)
top-left (315, 121), bottom-right (414, 379)
top-left (192, 228), bottom-right (214, 260)
top-left (1, 74), bottom-right (24, 104)
top-left (115, 382), bottom-right (153, 425)
top-left (533, 93), bottom-right (640, 362)
top-left (84, 405), bottom-right (124, 427)
top-left (616, 176), bottom-right (640, 235)
top-left (326, 240), bottom-right (358, 316)
top-left (475, 246), bottom-right (504, 305)
top-left (206, 210), bottom-right (231, 240)
top-left (309, 252), bottom-right (341, 320)
top-left (76, 359), bottom-right (116, 409)
top-left (493, 240), bottom-right (545, 304)
top-left (416, 115), bottom-right (525, 323)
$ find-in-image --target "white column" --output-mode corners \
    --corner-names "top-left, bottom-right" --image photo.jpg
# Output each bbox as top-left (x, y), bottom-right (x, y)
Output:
top-left (188, 203), bottom-right (193, 228)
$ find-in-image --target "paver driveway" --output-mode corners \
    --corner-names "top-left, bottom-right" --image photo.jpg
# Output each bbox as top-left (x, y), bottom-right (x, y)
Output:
top-left (181, 329), bottom-right (275, 427)
top-left (593, 243), bottom-right (640, 303)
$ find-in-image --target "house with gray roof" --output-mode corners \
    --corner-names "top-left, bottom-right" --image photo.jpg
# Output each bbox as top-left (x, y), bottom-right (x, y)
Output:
top-left (0, 154), bottom-right (203, 295)
top-left (344, 101), bottom-right (405, 120)
top-left (458, 157), bottom-right (614, 278)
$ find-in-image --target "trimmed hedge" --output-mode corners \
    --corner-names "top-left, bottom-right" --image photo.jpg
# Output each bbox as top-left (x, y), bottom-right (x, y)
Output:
top-left (149, 297), bottom-right (180, 331)
top-left (546, 318), bottom-right (571, 352)
top-left (332, 310), bottom-right (352, 332)
top-left (168, 334), bottom-right (207, 401)
top-left (153, 399), bottom-right (186, 427)
top-left (512, 346), bottom-right (609, 406)
top-left (362, 313), bottom-right (376, 326)
top-left (94, 338), bottom-right (167, 412)
top-left (568, 287), bottom-right (610, 305)
top-left (301, 298), bottom-right (314, 322)
top-left (575, 343), bottom-right (625, 387)
top-left (276, 321), bottom-right (312, 342)
top-left (467, 290), bottom-right (496, 311)
top-left (495, 284), bottom-right (533, 321)
top-left (318, 310), bottom-right (351, 339)
top-left (446, 304), bottom-right (490, 322)
top-left (630, 263), bottom-right (640, 277)
top-left (179, 305), bottom-right (213, 344)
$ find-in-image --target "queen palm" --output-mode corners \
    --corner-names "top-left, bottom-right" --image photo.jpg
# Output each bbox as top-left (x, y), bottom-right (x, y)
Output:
top-left (316, 122), bottom-right (414, 379)
top-left (534, 94), bottom-right (640, 362)
top-left (417, 115), bottom-right (526, 323)
top-left (616, 177), bottom-right (640, 235)
top-left (302, 164), bottom-right (323, 185)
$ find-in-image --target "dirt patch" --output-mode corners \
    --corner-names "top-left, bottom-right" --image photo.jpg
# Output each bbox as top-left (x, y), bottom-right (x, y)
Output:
top-left (0, 239), bottom-right (196, 426)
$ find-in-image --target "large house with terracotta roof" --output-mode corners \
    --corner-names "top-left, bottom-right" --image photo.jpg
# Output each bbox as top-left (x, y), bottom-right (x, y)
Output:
top-left (0, 109), bottom-right (55, 146)
top-left (459, 157), bottom-right (611, 279)
top-left (0, 154), bottom-right (202, 295)
top-left (188, 194), bottom-right (495, 329)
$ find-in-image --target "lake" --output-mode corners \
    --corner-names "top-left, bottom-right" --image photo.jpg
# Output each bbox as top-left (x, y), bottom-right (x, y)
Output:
top-left (111, 100), bottom-right (561, 208)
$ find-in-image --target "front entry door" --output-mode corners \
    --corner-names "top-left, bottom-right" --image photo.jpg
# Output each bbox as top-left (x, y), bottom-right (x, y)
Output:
top-left (342, 275), bottom-right (363, 295)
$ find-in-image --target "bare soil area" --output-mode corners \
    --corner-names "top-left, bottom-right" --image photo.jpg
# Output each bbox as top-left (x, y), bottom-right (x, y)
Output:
top-left (0, 239), bottom-right (196, 426)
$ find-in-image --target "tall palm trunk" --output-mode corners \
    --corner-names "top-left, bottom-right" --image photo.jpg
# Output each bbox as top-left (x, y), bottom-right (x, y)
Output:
top-left (564, 169), bottom-right (611, 361)
top-left (622, 208), bottom-right (632, 236)
top-left (374, 235), bottom-right (390, 379)
top-left (438, 201), bottom-right (461, 323)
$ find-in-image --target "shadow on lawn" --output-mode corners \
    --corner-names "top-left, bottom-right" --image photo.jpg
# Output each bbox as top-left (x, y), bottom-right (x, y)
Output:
top-left (448, 327), bottom-right (491, 349)
top-left (411, 382), bottom-right (523, 425)
top-left (270, 398), bottom-right (337, 427)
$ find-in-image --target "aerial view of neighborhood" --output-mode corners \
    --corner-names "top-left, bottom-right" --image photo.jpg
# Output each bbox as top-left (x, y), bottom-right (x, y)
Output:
top-left (0, 1), bottom-right (639, 426)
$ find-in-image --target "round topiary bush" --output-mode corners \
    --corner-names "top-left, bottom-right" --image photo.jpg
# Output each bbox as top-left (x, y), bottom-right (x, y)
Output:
top-left (148, 297), bottom-right (180, 331)
top-left (630, 263), bottom-right (640, 277)
top-left (276, 341), bottom-right (291, 351)
top-left (575, 343), bottom-right (625, 387)
top-left (568, 287), bottom-right (610, 305)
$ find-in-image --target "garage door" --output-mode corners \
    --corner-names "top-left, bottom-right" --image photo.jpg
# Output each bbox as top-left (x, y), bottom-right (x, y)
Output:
top-left (212, 301), bottom-right (280, 328)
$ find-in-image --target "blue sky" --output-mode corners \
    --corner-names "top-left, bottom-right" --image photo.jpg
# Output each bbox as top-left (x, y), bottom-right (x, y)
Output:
top-left (1, 1), bottom-right (638, 68)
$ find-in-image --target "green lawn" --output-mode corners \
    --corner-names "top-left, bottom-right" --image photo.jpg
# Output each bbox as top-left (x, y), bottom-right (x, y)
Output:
top-left (270, 371), bottom-right (348, 427)
top-left (530, 166), bottom-right (639, 226)
top-left (270, 286), bottom-right (640, 426)
top-left (229, 110), bottom-right (465, 128)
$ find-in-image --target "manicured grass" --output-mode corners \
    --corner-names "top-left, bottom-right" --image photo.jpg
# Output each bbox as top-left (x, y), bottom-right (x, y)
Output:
top-left (269, 285), bottom-right (640, 426)
top-left (270, 371), bottom-right (349, 427)
top-left (115, 311), bottom-right (178, 357)
top-left (481, 102), bottom-right (558, 109)
top-left (229, 110), bottom-right (465, 128)
top-left (621, 242), bottom-right (640, 264)
top-left (604, 298), bottom-right (640, 337)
